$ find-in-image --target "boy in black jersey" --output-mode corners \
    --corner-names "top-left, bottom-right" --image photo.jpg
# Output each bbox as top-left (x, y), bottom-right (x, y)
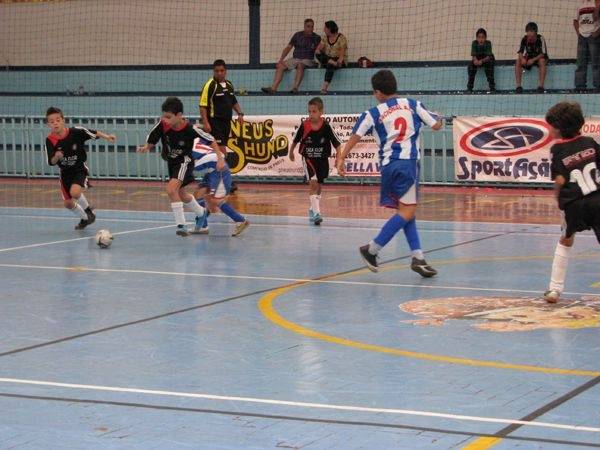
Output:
top-left (289, 97), bottom-right (341, 225)
top-left (515, 22), bottom-right (549, 93)
top-left (45, 107), bottom-right (116, 230)
top-left (544, 101), bottom-right (600, 303)
top-left (138, 97), bottom-right (223, 236)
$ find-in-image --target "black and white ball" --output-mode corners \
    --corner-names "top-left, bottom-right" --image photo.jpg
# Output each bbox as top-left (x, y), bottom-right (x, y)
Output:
top-left (95, 229), bottom-right (113, 248)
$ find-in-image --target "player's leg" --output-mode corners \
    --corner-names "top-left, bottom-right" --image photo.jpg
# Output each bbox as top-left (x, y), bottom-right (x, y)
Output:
top-left (166, 178), bottom-right (188, 235)
top-left (311, 159), bottom-right (328, 225)
top-left (263, 60), bottom-right (289, 93)
top-left (575, 34), bottom-right (589, 90)
top-left (515, 55), bottom-right (524, 92)
top-left (537, 58), bottom-right (547, 91)
top-left (303, 157), bottom-right (319, 223)
top-left (291, 63), bottom-right (305, 93)
top-left (211, 170), bottom-right (249, 236)
top-left (359, 161), bottom-right (413, 272)
top-left (61, 175), bottom-right (88, 229)
top-left (70, 170), bottom-right (95, 226)
top-left (544, 234), bottom-right (574, 303)
top-left (191, 186), bottom-right (210, 234)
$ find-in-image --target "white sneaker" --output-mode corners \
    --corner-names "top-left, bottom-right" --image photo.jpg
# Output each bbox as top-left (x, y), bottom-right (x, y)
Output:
top-left (543, 289), bottom-right (560, 304)
top-left (232, 220), bottom-right (249, 237)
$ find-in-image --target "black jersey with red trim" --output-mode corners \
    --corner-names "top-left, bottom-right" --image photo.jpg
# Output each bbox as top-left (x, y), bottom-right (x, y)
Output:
top-left (146, 119), bottom-right (214, 162)
top-left (550, 135), bottom-right (600, 209)
top-left (45, 127), bottom-right (97, 172)
top-left (293, 119), bottom-right (341, 159)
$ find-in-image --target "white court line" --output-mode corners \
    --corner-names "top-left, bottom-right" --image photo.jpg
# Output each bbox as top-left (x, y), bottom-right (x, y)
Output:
top-left (0, 263), bottom-right (596, 297)
top-left (1, 213), bottom-right (592, 238)
top-left (0, 224), bottom-right (174, 253)
top-left (0, 377), bottom-right (597, 433)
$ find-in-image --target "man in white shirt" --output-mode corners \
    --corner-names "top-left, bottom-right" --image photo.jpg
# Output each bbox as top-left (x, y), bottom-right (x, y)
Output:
top-left (574, 0), bottom-right (600, 90)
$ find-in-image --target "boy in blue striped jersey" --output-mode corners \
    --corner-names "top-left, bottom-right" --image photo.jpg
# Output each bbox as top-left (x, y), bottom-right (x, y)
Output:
top-left (337, 70), bottom-right (443, 277)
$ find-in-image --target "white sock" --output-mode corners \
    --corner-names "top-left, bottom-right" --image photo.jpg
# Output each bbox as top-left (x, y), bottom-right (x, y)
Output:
top-left (310, 194), bottom-right (320, 214)
top-left (183, 198), bottom-right (205, 216)
top-left (70, 204), bottom-right (88, 220)
top-left (412, 249), bottom-right (424, 260)
top-left (368, 240), bottom-right (381, 255)
top-left (549, 242), bottom-right (571, 293)
top-left (171, 202), bottom-right (186, 226)
top-left (77, 194), bottom-right (89, 210)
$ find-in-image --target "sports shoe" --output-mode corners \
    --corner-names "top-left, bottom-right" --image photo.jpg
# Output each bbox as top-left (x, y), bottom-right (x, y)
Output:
top-left (232, 220), bottom-right (249, 237)
top-left (74, 219), bottom-right (89, 230)
top-left (308, 209), bottom-right (315, 223)
top-left (85, 207), bottom-right (96, 225)
top-left (537, 86), bottom-right (545, 93)
top-left (516, 86), bottom-right (523, 94)
top-left (359, 244), bottom-right (379, 272)
top-left (261, 86), bottom-right (275, 94)
top-left (192, 211), bottom-right (209, 234)
top-left (176, 224), bottom-right (190, 237)
top-left (411, 258), bottom-right (438, 278)
top-left (543, 289), bottom-right (560, 304)
top-left (313, 212), bottom-right (323, 226)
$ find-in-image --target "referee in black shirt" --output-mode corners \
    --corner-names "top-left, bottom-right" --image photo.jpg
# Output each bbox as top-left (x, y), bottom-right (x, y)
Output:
top-left (199, 59), bottom-right (244, 192)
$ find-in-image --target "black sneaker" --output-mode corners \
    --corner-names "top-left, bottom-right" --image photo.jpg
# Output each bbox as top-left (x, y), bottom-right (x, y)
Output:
top-left (74, 219), bottom-right (89, 230)
top-left (230, 182), bottom-right (238, 193)
top-left (85, 207), bottom-right (96, 225)
top-left (411, 258), bottom-right (438, 278)
top-left (359, 245), bottom-right (379, 272)
top-left (176, 224), bottom-right (189, 237)
top-left (516, 86), bottom-right (523, 94)
top-left (537, 86), bottom-right (545, 93)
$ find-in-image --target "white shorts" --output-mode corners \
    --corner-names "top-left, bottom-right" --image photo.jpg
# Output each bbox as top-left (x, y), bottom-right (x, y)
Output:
top-left (283, 58), bottom-right (316, 70)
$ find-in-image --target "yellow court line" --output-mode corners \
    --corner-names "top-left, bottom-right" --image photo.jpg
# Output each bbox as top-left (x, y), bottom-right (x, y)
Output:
top-left (258, 253), bottom-right (600, 377)
top-left (461, 437), bottom-right (502, 450)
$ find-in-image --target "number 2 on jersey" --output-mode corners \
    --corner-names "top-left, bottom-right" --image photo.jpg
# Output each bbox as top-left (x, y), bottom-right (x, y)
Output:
top-left (394, 117), bottom-right (407, 143)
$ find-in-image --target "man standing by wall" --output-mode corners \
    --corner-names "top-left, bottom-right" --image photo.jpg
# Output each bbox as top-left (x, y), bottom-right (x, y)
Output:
top-left (200, 59), bottom-right (244, 191)
top-left (575, 0), bottom-right (600, 91)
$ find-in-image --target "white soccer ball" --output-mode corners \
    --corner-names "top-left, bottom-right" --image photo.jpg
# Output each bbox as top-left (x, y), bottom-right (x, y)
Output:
top-left (95, 229), bottom-right (113, 248)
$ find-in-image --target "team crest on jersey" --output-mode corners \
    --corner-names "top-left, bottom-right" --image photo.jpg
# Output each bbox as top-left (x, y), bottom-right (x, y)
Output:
top-left (226, 119), bottom-right (289, 173)
top-left (459, 119), bottom-right (552, 157)
top-left (400, 296), bottom-right (600, 332)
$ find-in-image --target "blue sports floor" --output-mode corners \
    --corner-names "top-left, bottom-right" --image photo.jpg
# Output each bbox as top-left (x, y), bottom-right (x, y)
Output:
top-left (0, 207), bottom-right (599, 449)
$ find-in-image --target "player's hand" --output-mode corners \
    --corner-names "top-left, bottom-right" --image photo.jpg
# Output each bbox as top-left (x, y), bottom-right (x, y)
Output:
top-left (105, 134), bottom-right (117, 143)
top-left (336, 157), bottom-right (346, 177)
top-left (54, 151), bottom-right (64, 160)
top-left (289, 151), bottom-right (295, 162)
top-left (137, 144), bottom-right (150, 153)
top-left (203, 123), bottom-right (212, 133)
top-left (216, 158), bottom-right (225, 171)
top-left (237, 115), bottom-right (244, 126)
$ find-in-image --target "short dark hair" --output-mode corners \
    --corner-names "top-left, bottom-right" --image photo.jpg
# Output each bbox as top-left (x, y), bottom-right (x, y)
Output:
top-left (476, 28), bottom-right (487, 38)
top-left (324, 20), bottom-right (338, 34)
top-left (213, 59), bottom-right (226, 68)
top-left (46, 106), bottom-right (63, 118)
top-left (162, 96), bottom-right (184, 115)
top-left (545, 102), bottom-right (584, 138)
top-left (526, 22), bottom-right (538, 33)
top-left (304, 18), bottom-right (314, 25)
top-left (308, 97), bottom-right (324, 111)
top-left (371, 70), bottom-right (397, 95)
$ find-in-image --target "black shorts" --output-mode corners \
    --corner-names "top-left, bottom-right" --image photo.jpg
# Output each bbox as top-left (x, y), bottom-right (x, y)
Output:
top-left (523, 55), bottom-right (548, 70)
top-left (168, 156), bottom-right (195, 187)
top-left (303, 157), bottom-right (329, 184)
top-left (209, 118), bottom-right (232, 146)
top-left (59, 167), bottom-right (88, 200)
top-left (564, 191), bottom-right (600, 243)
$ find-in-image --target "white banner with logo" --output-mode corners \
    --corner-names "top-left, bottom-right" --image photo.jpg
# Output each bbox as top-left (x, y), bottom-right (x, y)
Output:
top-left (225, 115), bottom-right (381, 177)
top-left (453, 116), bottom-right (600, 183)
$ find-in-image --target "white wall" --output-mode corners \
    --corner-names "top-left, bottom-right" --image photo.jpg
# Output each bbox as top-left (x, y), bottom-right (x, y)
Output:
top-left (261, 0), bottom-right (578, 63)
top-left (0, 0), bottom-right (249, 66)
top-left (0, 0), bottom-right (579, 66)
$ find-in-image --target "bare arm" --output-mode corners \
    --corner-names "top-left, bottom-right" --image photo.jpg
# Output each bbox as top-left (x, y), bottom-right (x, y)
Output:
top-left (137, 143), bottom-right (155, 153)
top-left (336, 134), bottom-right (362, 176)
top-left (96, 130), bottom-right (116, 143)
top-left (200, 107), bottom-right (210, 132)
top-left (289, 141), bottom-right (297, 161)
top-left (280, 44), bottom-right (293, 62)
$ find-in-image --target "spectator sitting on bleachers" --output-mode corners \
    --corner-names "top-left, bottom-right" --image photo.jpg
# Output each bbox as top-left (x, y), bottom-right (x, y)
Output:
top-left (574, 0), bottom-right (600, 91)
top-left (261, 19), bottom-right (321, 94)
top-left (515, 22), bottom-right (549, 93)
top-left (314, 21), bottom-right (348, 94)
top-left (467, 28), bottom-right (495, 92)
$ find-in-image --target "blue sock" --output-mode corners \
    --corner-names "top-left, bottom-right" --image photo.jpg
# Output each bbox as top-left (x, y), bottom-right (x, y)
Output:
top-left (220, 202), bottom-right (245, 223)
top-left (197, 198), bottom-right (209, 227)
top-left (373, 214), bottom-right (407, 248)
top-left (403, 218), bottom-right (421, 251)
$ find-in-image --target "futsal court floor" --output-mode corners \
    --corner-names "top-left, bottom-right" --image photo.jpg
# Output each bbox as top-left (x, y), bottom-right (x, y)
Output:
top-left (0, 180), bottom-right (599, 449)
